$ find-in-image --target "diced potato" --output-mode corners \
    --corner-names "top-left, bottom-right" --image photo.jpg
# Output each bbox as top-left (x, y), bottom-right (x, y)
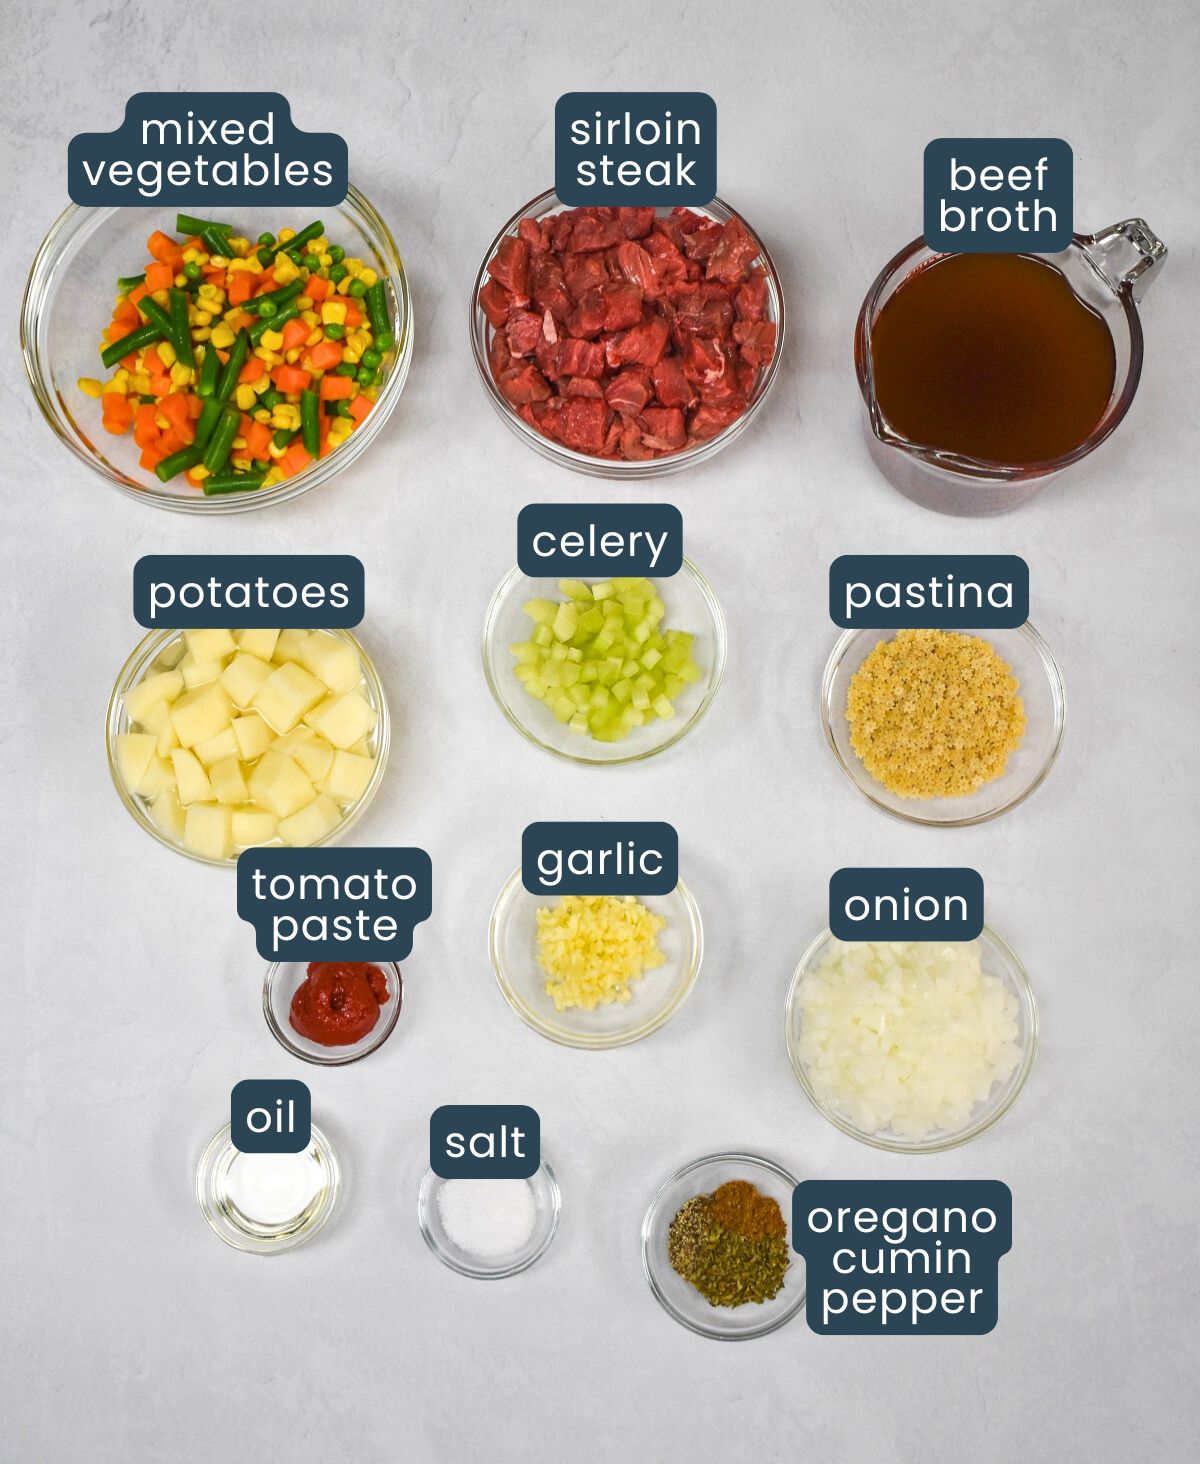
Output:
top-left (154, 640), bottom-right (187, 670)
top-left (245, 749), bottom-right (315, 818)
top-left (348, 737), bottom-right (372, 757)
top-left (116, 732), bottom-right (156, 792)
top-left (296, 632), bottom-right (361, 693)
top-left (138, 701), bottom-right (180, 757)
top-left (183, 628), bottom-right (237, 663)
top-left (171, 747), bottom-right (214, 805)
top-left (253, 662), bottom-right (327, 733)
top-left (136, 755), bottom-right (177, 798)
top-left (148, 788), bottom-right (185, 841)
top-left (193, 726), bottom-right (239, 767)
top-left (220, 652), bottom-right (273, 708)
top-left (209, 754), bottom-right (250, 806)
top-left (232, 713), bottom-right (273, 762)
top-left (124, 670), bottom-right (184, 722)
top-left (169, 683), bottom-right (231, 748)
top-left (278, 794), bottom-right (343, 847)
top-left (183, 802), bottom-right (232, 861)
top-left (181, 656), bottom-right (222, 690)
top-left (238, 628), bottom-right (281, 661)
top-left (321, 749), bottom-right (375, 804)
top-left (291, 735), bottom-right (335, 783)
top-left (272, 725), bottom-right (315, 751)
top-left (232, 806), bottom-right (279, 847)
top-left (304, 690), bottom-right (378, 749)
top-left (272, 628), bottom-right (308, 665)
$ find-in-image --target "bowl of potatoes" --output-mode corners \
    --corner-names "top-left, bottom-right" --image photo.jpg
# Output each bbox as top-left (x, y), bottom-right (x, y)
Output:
top-left (107, 626), bottom-right (390, 865)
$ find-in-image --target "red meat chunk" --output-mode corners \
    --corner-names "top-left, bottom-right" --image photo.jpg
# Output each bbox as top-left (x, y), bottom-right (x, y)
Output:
top-left (640, 407), bottom-right (687, 451)
top-left (600, 282), bottom-right (645, 332)
top-left (564, 252), bottom-right (609, 303)
top-left (606, 315), bottom-right (670, 370)
top-left (706, 218), bottom-right (760, 286)
top-left (567, 212), bottom-right (624, 253)
top-left (735, 271), bottom-right (768, 321)
top-left (550, 338), bottom-right (607, 380)
top-left (651, 356), bottom-right (695, 410)
top-left (617, 206), bottom-right (656, 239)
top-left (505, 310), bottom-right (544, 358)
top-left (551, 396), bottom-right (608, 453)
top-left (478, 278), bottom-right (512, 329)
top-left (606, 369), bottom-right (653, 416)
top-left (733, 319), bottom-right (778, 368)
top-left (613, 241), bottom-right (661, 297)
top-left (488, 235), bottom-right (530, 300)
top-left (688, 403), bottom-right (742, 441)
top-left (531, 256), bottom-right (571, 323)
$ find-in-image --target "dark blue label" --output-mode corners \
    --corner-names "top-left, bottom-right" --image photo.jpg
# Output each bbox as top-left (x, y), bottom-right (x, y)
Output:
top-left (236, 847), bottom-right (432, 961)
top-left (231, 1079), bottom-right (311, 1154)
top-left (793, 1181), bottom-right (1012, 1335)
top-left (517, 505), bottom-right (683, 578)
top-left (430, 1105), bottom-right (541, 1179)
top-left (133, 555), bottom-right (363, 628)
top-left (555, 92), bottom-right (716, 207)
top-left (924, 138), bottom-right (1072, 252)
top-left (68, 92), bottom-right (347, 206)
top-left (522, 821), bottom-right (678, 896)
top-left (829, 555), bottom-right (1028, 629)
top-left (829, 869), bottom-right (983, 941)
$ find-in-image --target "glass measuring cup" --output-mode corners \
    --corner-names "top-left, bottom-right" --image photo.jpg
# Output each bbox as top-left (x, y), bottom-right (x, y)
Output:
top-left (854, 219), bottom-right (1166, 515)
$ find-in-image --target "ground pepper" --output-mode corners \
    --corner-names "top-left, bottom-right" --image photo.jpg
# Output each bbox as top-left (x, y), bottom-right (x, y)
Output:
top-left (667, 1182), bottom-right (790, 1308)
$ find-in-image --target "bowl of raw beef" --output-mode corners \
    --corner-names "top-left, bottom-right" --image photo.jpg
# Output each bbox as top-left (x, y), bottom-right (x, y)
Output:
top-left (471, 190), bottom-right (784, 477)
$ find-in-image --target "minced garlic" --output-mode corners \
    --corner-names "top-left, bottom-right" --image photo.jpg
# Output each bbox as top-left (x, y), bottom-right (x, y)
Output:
top-left (535, 894), bottom-right (666, 1011)
top-left (846, 628), bottom-right (1026, 799)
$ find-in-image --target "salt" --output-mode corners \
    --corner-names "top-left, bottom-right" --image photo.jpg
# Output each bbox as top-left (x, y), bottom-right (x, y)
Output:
top-left (437, 1178), bottom-right (537, 1258)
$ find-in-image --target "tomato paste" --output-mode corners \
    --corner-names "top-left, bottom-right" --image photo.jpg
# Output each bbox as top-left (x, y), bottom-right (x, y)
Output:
top-left (288, 961), bottom-right (393, 1047)
top-left (479, 205), bottom-right (776, 461)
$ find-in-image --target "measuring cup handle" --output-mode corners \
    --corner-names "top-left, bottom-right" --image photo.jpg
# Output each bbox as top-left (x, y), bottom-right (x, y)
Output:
top-left (1082, 219), bottom-right (1167, 303)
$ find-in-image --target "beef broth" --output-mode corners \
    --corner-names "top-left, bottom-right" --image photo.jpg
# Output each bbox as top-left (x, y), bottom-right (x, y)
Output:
top-left (869, 252), bottom-right (1116, 465)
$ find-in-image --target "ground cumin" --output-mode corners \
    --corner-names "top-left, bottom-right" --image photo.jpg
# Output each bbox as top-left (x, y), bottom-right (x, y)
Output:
top-left (846, 628), bottom-right (1026, 799)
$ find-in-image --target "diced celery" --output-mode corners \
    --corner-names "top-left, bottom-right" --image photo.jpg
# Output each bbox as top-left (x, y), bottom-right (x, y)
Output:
top-left (569, 711), bottom-right (590, 735)
top-left (679, 659), bottom-right (702, 683)
top-left (592, 581), bottom-right (616, 600)
top-left (532, 625), bottom-right (553, 648)
top-left (523, 599), bottom-right (558, 625)
top-left (652, 694), bottom-right (674, 720)
top-left (552, 603), bottom-right (577, 642)
top-left (559, 579), bottom-right (594, 601)
top-left (510, 641), bottom-right (539, 664)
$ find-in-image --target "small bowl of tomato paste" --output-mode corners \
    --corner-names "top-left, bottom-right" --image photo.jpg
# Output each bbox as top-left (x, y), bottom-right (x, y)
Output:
top-left (263, 959), bottom-right (403, 1065)
top-left (471, 190), bottom-right (785, 477)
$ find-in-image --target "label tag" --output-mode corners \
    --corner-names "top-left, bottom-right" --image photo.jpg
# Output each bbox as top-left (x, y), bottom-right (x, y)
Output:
top-left (793, 1180), bottom-right (1012, 1335)
top-left (517, 504), bottom-right (683, 578)
top-left (237, 848), bottom-right (432, 961)
top-left (133, 554), bottom-right (364, 628)
top-left (555, 91), bottom-right (716, 207)
top-left (829, 868), bottom-right (983, 941)
top-left (924, 138), bottom-right (1072, 252)
top-left (829, 555), bottom-right (1028, 629)
top-left (430, 1105), bottom-right (541, 1179)
top-left (68, 91), bottom-right (347, 207)
top-left (522, 821), bottom-right (678, 896)
top-left (231, 1078), bottom-right (311, 1154)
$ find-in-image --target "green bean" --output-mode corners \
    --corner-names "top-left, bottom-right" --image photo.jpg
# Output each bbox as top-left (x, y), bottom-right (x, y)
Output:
top-left (240, 277), bottom-right (304, 316)
top-left (215, 330), bottom-right (250, 402)
top-left (155, 446), bottom-right (203, 483)
top-left (201, 225), bottom-right (232, 258)
top-left (202, 404), bottom-right (242, 473)
top-left (194, 396), bottom-right (224, 449)
top-left (364, 281), bottom-right (389, 338)
top-left (282, 220), bottom-right (324, 253)
top-left (117, 273), bottom-right (146, 293)
top-left (272, 428), bottom-right (295, 449)
top-left (100, 322), bottom-right (165, 369)
top-left (169, 290), bottom-right (194, 368)
top-left (137, 296), bottom-right (176, 340)
top-left (249, 304), bottom-right (298, 345)
top-left (196, 345), bottom-right (221, 398)
top-left (300, 389), bottom-right (321, 458)
top-left (176, 214), bottom-right (231, 238)
top-left (202, 470), bottom-right (266, 496)
top-left (260, 389), bottom-right (283, 411)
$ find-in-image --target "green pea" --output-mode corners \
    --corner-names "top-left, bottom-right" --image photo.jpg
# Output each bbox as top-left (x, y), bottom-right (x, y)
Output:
top-left (361, 348), bottom-right (382, 371)
top-left (260, 390), bottom-right (283, 410)
top-left (257, 299), bottom-right (278, 319)
top-left (183, 261), bottom-right (201, 281)
top-left (323, 323), bottom-right (345, 341)
top-left (257, 232), bottom-right (275, 247)
top-left (347, 278), bottom-right (367, 298)
top-left (335, 363), bottom-right (358, 378)
top-left (332, 399), bottom-right (352, 418)
top-left (374, 330), bottom-right (394, 354)
top-left (328, 245), bottom-right (345, 264)
top-left (329, 264), bottom-right (348, 283)
top-left (356, 366), bottom-right (376, 386)
top-left (272, 428), bottom-right (294, 448)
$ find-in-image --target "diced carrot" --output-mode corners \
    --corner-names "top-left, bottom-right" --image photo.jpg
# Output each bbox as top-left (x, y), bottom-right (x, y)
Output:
top-left (160, 394), bottom-right (195, 441)
top-left (159, 427), bottom-right (187, 455)
top-left (203, 267), bottom-right (226, 285)
top-left (107, 319), bottom-right (135, 345)
top-left (319, 373), bottom-right (355, 401)
top-left (147, 231), bottom-right (183, 266)
top-left (274, 365), bottom-right (312, 394)
top-left (281, 319), bottom-right (310, 351)
top-left (227, 273), bottom-right (256, 306)
top-left (113, 297), bottom-right (141, 328)
top-left (139, 445), bottom-right (166, 470)
top-left (101, 392), bottom-right (132, 426)
top-left (129, 283), bottom-right (149, 305)
top-left (134, 402), bottom-right (160, 448)
top-left (343, 301), bottom-right (364, 329)
top-left (145, 262), bottom-right (174, 292)
top-left (238, 356), bottom-right (266, 385)
top-left (348, 394), bottom-right (372, 424)
top-left (306, 340), bottom-right (343, 372)
top-left (306, 275), bottom-right (330, 301)
top-left (150, 374), bottom-right (174, 397)
top-left (188, 394), bottom-right (204, 418)
top-left (143, 347), bottom-right (166, 377)
top-left (226, 310), bottom-right (253, 332)
top-left (279, 440), bottom-right (313, 477)
top-left (242, 420), bottom-right (272, 459)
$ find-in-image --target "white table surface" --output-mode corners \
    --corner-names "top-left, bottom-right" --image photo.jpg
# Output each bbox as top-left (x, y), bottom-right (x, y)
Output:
top-left (2, 2), bottom-right (1197, 1459)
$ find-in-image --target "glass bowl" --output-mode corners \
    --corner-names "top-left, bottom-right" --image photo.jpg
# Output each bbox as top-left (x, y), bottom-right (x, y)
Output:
top-left (106, 626), bottom-right (391, 867)
top-left (482, 559), bottom-right (727, 765)
top-left (489, 867), bottom-right (703, 1048)
top-left (196, 1121), bottom-right (341, 1255)
top-left (469, 188), bottom-right (785, 478)
top-left (263, 960), bottom-right (403, 1066)
top-left (820, 622), bottom-right (1066, 826)
top-left (784, 927), bottom-right (1039, 1153)
top-left (641, 1151), bottom-right (805, 1341)
top-left (21, 184), bottom-right (413, 514)
top-left (417, 1160), bottom-right (561, 1279)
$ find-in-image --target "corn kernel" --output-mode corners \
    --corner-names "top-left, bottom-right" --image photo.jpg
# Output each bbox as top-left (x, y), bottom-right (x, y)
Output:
top-left (191, 464), bottom-right (211, 482)
top-left (343, 347), bottom-right (361, 365)
top-left (192, 309), bottom-right (213, 327)
top-left (358, 267), bottom-right (378, 287)
top-left (321, 301), bottom-right (348, 326)
top-left (174, 273), bottom-right (186, 288)
top-left (209, 254), bottom-right (230, 268)
top-left (347, 331), bottom-right (369, 357)
top-left (284, 348), bottom-right (301, 364)
top-left (77, 376), bottom-right (103, 399)
top-left (274, 257), bottom-right (299, 285)
top-left (259, 329), bottom-right (284, 351)
top-left (169, 363), bottom-right (193, 387)
top-left (252, 375), bottom-right (272, 395)
top-left (192, 327), bottom-right (212, 343)
top-left (318, 252), bottom-right (333, 267)
top-left (269, 439), bottom-right (288, 460)
top-left (328, 419), bottom-right (353, 447)
top-left (210, 325), bottom-right (236, 350)
top-left (235, 384), bottom-right (257, 411)
top-left (296, 297), bottom-right (313, 312)
top-left (157, 340), bottom-right (177, 367)
top-left (263, 466), bottom-right (285, 488)
top-left (301, 311), bottom-right (319, 329)
top-left (253, 408), bottom-right (271, 424)
top-left (131, 372), bottom-right (152, 394)
top-left (231, 455), bottom-right (252, 472)
top-left (305, 326), bottom-right (322, 347)
top-left (278, 227), bottom-right (296, 243)
top-left (182, 247), bottom-right (200, 262)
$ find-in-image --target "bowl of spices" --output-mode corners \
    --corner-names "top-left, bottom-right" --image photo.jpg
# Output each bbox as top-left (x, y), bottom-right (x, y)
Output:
top-left (642, 1152), bottom-right (805, 1340)
top-left (821, 623), bottom-right (1066, 826)
top-left (263, 960), bottom-right (403, 1065)
top-left (785, 931), bottom-right (1038, 1153)
top-left (417, 1162), bottom-right (561, 1279)
top-left (489, 868), bottom-right (703, 1048)
top-left (854, 219), bottom-right (1166, 514)
top-left (196, 1121), bottom-right (341, 1254)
